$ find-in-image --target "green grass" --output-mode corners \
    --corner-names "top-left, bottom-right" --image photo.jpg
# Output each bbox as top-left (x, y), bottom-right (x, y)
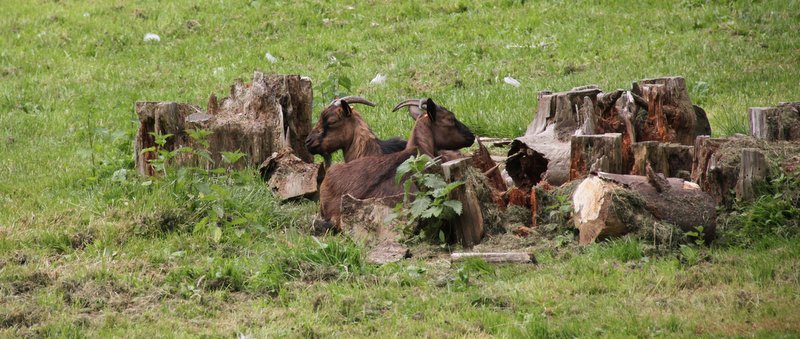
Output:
top-left (2, 0), bottom-right (800, 336)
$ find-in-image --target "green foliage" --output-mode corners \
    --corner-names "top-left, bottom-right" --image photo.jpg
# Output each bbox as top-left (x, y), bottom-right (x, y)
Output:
top-left (319, 53), bottom-right (353, 101)
top-left (392, 154), bottom-right (464, 244)
top-left (725, 172), bottom-right (800, 246)
top-left (139, 129), bottom-right (255, 244)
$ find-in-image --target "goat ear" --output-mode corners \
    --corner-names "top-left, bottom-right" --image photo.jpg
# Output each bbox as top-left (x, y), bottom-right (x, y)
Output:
top-left (424, 98), bottom-right (437, 121)
top-left (340, 99), bottom-right (352, 117)
top-left (407, 106), bottom-right (424, 120)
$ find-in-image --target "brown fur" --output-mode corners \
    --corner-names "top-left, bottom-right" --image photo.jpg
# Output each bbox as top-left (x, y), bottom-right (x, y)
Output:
top-left (306, 104), bottom-right (390, 162)
top-left (319, 100), bottom-right (474, 228)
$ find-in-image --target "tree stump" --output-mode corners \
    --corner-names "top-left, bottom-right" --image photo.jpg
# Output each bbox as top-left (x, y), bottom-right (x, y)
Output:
top-left (508, 77), bottom-right (710, 188)
top-left (470, 139), bottom-right (508, 207)
top-left (569, 133), bottom-right (624, 180)
top-left (633, 76), bottom-right (705, 145)
top-left (442, 158), bottom-right (485, 248)
top-left (749, 102), bottom-right (800, 141)
top-left (735, 148), bottom-right (769, 202)
top-left (572, 172), bottom-right (716, 245)
top-left (631, 141), bottom-right (694, 178)
top-left (134, 72), bottom-right (313, 176)
top-left (507, 87), bottom-right (601, 187)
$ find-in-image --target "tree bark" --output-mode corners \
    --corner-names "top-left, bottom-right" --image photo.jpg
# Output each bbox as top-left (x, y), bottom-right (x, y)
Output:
top-left (134, 72), bottom-right (313, 176)
top-left (735, 148), bottom-right (769, 202)
top-left (442, 158), bottom-right (485, 248)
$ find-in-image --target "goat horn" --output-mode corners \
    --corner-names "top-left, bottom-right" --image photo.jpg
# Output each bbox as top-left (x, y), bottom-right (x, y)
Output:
top-left (391, 98), bottom-right (426, 112)
top-left (338, 96), bottom-right (376, 107)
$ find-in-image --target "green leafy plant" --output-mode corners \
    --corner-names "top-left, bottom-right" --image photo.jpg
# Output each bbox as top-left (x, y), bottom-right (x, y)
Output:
top-left (685, 226), bottom-right (706, 246)
top-left (140, 129), bottom-right (251, 243)
top-left (320, 53), bottom-right (353, 100)
top-left (392, 154), bottom-right (464, 244)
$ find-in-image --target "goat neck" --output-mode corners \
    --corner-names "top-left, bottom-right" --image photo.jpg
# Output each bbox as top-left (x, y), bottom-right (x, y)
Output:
top-left (342, 112), bottom-right (383, 162)
top-left (405, 114), bottom-right (436, 157)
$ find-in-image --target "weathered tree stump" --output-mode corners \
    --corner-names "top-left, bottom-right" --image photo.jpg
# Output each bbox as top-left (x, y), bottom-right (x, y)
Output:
top-left (569, 133), bottom-right (625, 180)
top-left (134, 72), bottom-right (313, 176)
top-left (735, 148), bottom-right (769, 202)
top-left (508, 77), bottom-right (710, 188)
top-left (442, 158), bottom-right (485, 248)
top-left (749, 102), bottom-right (800, 141)
top-left (631, 141), bottom-right (694, 178)
top-left (633, 76), bottom-right (706, 145)
top-left (507, 86), bottom-right (602, 187)
top-left (471, 139), bottom-right (508, 206)
top-left (691, 136), bottom-right (744, 206)
top-left (572, 172), bottom-right (716, 245)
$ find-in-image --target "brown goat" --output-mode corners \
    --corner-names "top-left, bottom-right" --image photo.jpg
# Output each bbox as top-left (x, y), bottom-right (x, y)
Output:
top-left (319, 98), bottom-right (475, 229)
top-left (305, 96), bottom-right (406, 165)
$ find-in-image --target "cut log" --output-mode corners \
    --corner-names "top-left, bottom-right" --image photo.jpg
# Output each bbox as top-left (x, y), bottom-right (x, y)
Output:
top-left (442, 158), bottom-right (485, 247)
top-left (259, 150), bottom-right (324, 200)
top-left (735, 148), bottom-right (769, 202)
top-left (450, 252), bottom-right (535, 264)
top-left (633, 76), bottom-right (706, 145)
top-left (749, 102), bottom-right (800, 141)
top-left (134, 72), bottom-right (313, 176)
top-left (572, 173), bottom-right (716, 245)
top-left (569, 133), bottom-right (624, 180)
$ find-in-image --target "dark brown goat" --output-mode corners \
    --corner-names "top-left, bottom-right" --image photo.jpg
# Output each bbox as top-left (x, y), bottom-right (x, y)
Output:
top-left (305, 96), bottom-right (406, 165)
top-left (319, 98), bottom-right (475, 228)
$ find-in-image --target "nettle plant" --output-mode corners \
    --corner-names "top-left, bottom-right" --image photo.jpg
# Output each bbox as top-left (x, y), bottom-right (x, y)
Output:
top-left (392, 154), bottom-right (464, 244)
top-left (142, 129), bottom-right (249, 243)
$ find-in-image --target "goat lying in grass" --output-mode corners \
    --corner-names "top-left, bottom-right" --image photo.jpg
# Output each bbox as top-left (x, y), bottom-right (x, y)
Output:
top-left (305, 96), bottom-right (406, 166)
top-left (319, 98), bottom-right (475, 229)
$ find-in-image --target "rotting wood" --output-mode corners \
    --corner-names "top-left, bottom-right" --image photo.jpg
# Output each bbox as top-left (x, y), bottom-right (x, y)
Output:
top-left (450, 252), bottom-right (535, 264)
top-left (259, 150), bottom-right (323, 201)
top-left (634, 76), bottom-right (703, 145)
top-left (471, 138), bottom-right (508, 197)
top-left (338, 194), bottom-right (408, 264)
top-left (508, 76), bottom-right (710, 188)
top-left (507, 87), bottom-right (601, 188)
top-left (134, 72), bottom-right (313, 176)
top-left (569, 133), bottom-right (624, 180)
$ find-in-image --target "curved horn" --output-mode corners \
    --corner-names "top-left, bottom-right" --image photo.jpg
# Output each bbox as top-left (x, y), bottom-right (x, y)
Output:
top-left (392, 98), bottom-right (427, 112)
top-left (339, 96), bottom-right (376, 107)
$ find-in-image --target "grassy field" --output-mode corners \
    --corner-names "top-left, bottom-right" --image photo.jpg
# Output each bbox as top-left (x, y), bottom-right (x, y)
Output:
top-left (2, 0), bottom-right (800, 336)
